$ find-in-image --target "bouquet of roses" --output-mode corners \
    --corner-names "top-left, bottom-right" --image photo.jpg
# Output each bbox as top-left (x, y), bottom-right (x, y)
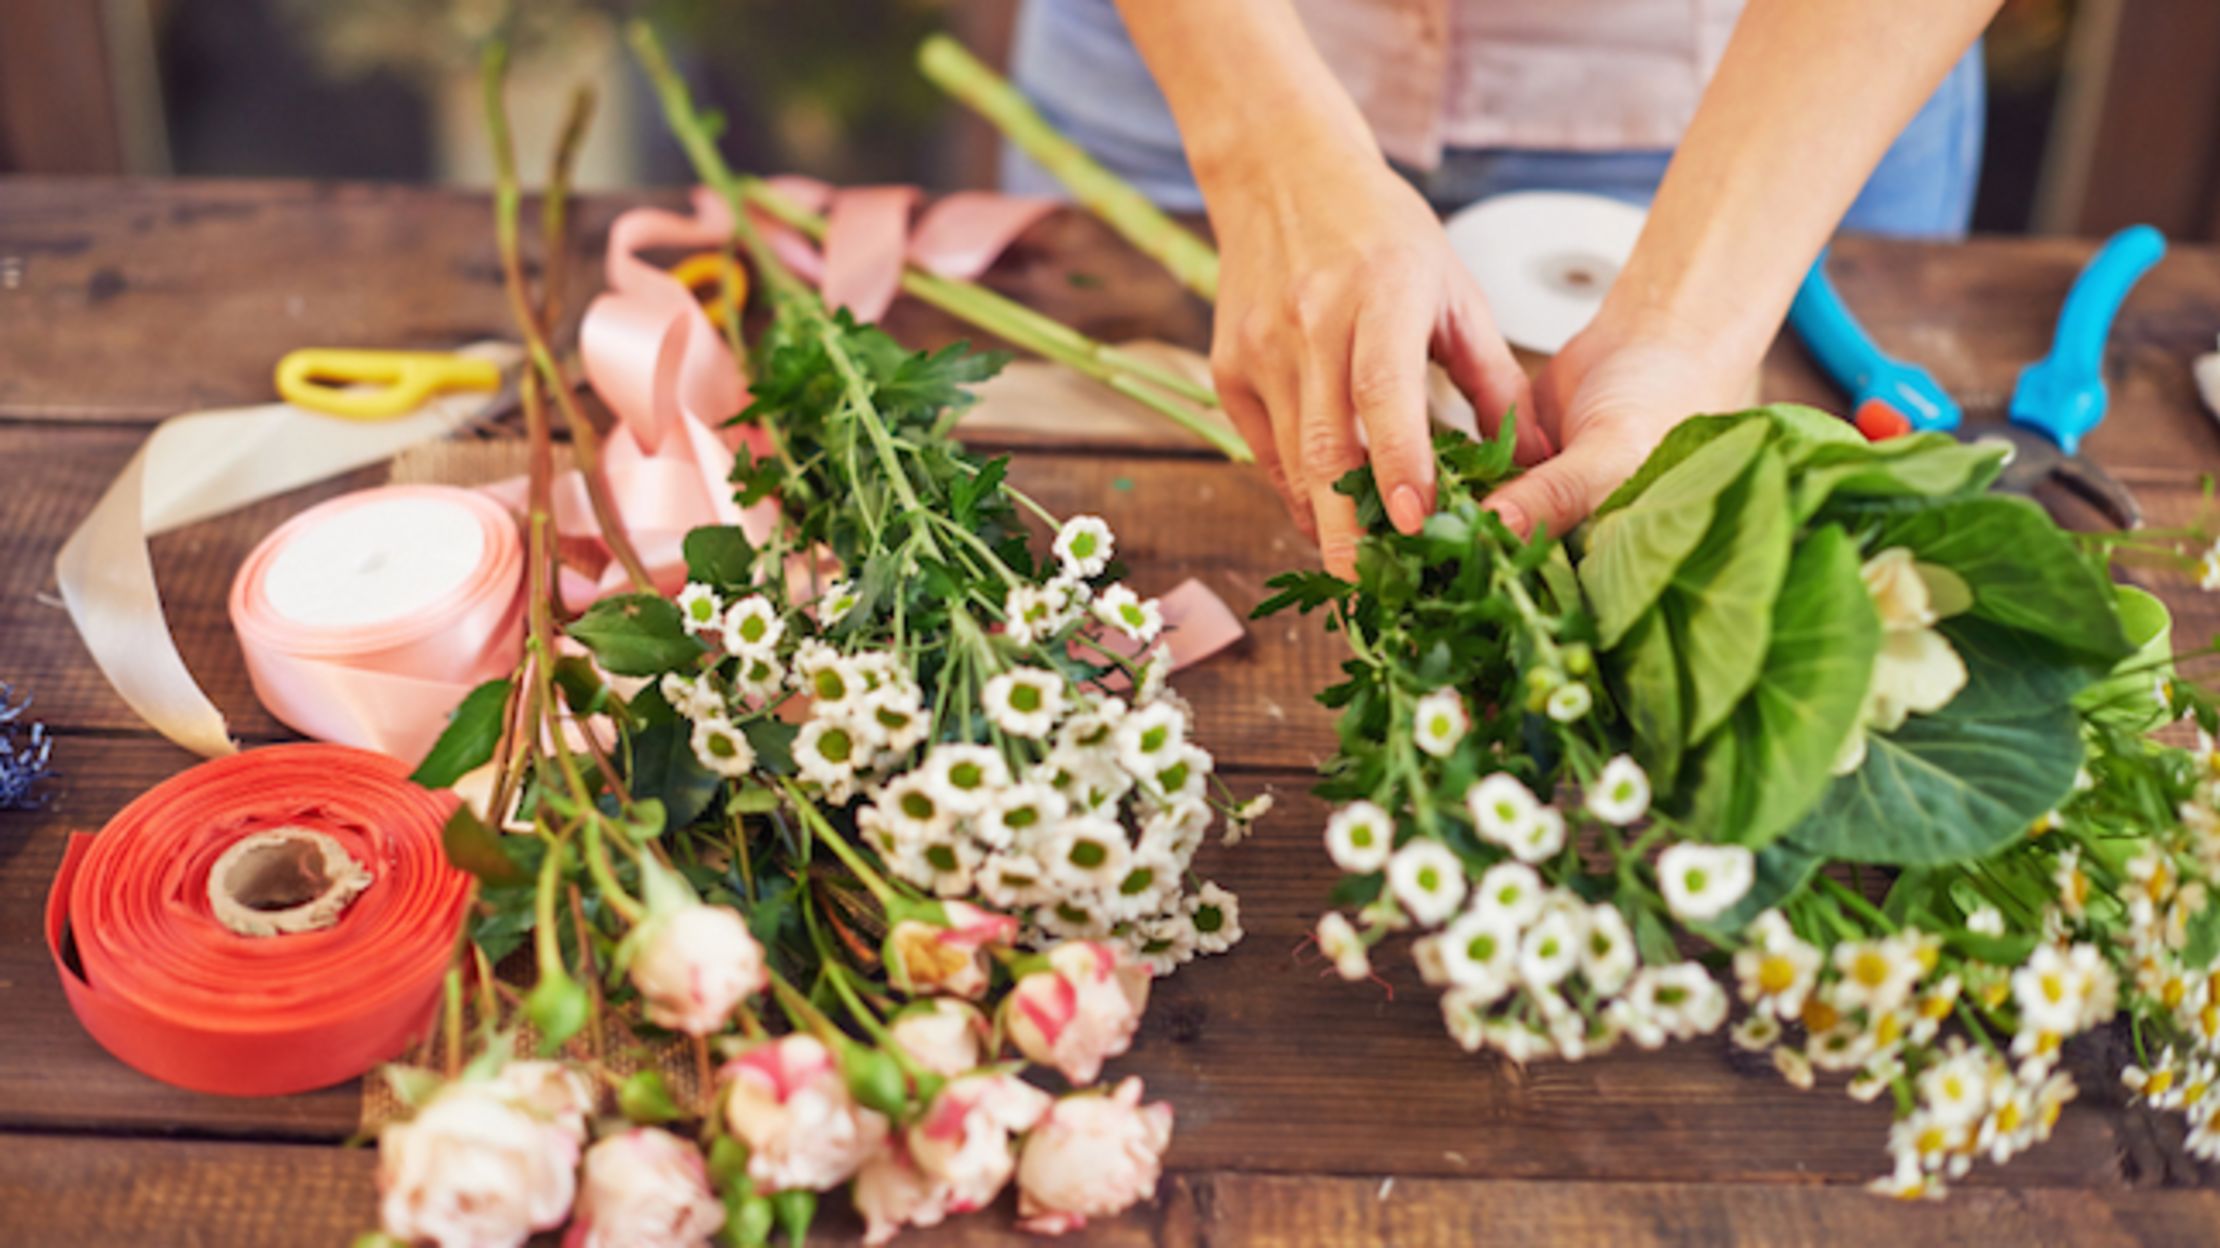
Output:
top-left (361, 31), bottom-right (1245, 1248)
top-left (1272, 404), bottom-right (2220, 1198)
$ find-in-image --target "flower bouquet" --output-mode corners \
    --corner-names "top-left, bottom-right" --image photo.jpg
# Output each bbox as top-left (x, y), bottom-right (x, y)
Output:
top-left (363, 30), bottom-right (1246, 1248)
top-left (1273, 404), bottom-right (2220, 1197)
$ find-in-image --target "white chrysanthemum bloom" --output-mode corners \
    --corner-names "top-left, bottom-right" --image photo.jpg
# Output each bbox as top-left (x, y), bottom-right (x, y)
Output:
top-left (1113, 702), bottom-right (1185, 777)
top-left (794, 717), bottom-right (862, 791)
top-left (1437, 910), bottom-right (1518, 1000)
top-left (676, 582), bottom-right (724, 636)
top-left (815, 578), bottom-right (860, 627)
top-left (719, 595), bottom-right (784, 658)
top-left (1036, 897), bottom-right (1115, 942)
top-left (1966, 905), bottom-right (2006, 937)
top-left (983, 667), bottom-right (1067, 739)
top-left (1135, 649), bottom-right (1173, 705)
top-left (1316, 912), bottom-right (1370, 981)
top-left (1411, 690), bottom-right (1469, 758)
top-left (1516, 905), bottom-right (1583, 989)
top-left (1544, 681), bottom-right (1593, 724)
top-left (1323, 801), bottom-right (1394, 874)
top-left (856, 682), bottom-right (929, 756)
top-left (2010, 943), bottom-right (2096, 1034)
top-left (1466, 773), bottom-right (1540, 847)
top-left (1832, 933), bottom-right (1928, 1018)
top-left (1134, 912), bottom-right (1199, 975)
top-left (1580, 903), bottom-right (1638, 995)
top-left (1187, 882), bottom-right (1242, 954)
top-left (1919, 1042), bottom-right (1997, 1131)
top-left (1508, 807), bottom-right (1568, 864)
top-left (1387, 839), bottom-right (1467, 927)
top-left (1731, 1014), bottom-right (1782, 1052)
top-left (1055, 697), bottom-right (1125, 750)
top-left (1045, 816), bottom-right (1132, 894)
top-left (1471, 861), bottom-right (1544, 928)
top-left (1586, 755), bottom-right (1651, 826)
top-left (877, 772), bottom-right (950, 842)
top-left (690, 716), bottom-right (756, 778)
top-left (1225, 792), bottom-right (1273, 845)
top-left (977, 852), bottom-right (1053, 910)
top-left (660, 672), bottom-right (724, 722)
top-left (1733, 909), bottom-right (1821, 1020)
top-left (732, 653), bottom-right (786, 705)
top-left (789, 641), bottom-right (851, 704)
top-left (1656, 842), bottom-right (1756, 923)
top-left (1093, 584), bottom-right (1163, 643)
top-left (1035, 745), bottom-right (1127, 814)
top-left (1002, 584), bottom-right (1057, 646)
top-left (913, 831), bottom-right (984, 898)
top-left (976, 782), bottom-right (1066, 852)
top-left (1104, 843), bottom-right (1181, 921)
top-left (1052, 515), bottom-right (1115, 579)
top-left (1630, 961), bottom-right (1729, 1040)
top-left (924, 743), bottom-right (1010, 817)
top-left (1139, 799), bottom-right (1210, 864)
top-left (1141, 745), bottom-right (1211, 808)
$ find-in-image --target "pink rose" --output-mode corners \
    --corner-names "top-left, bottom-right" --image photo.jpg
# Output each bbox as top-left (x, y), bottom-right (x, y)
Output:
top-left (887, 999), bottom-right (988, 1078)
top-left (491, 1060), bottom-right (597, 1146)
top-left (851, 1138), bottom-right (951, 1246)
top-left (1016, 1078), bottom-right (1175, 1236)
top-left (378, 1083), bottom-right (579, 1248)
top-left (720, 1034), bottom-right (887, 1191)
top-left (1000, 941), bottom-right (1152, 1084)
top-left (630, 903), bottom-right (767, 1036)
top-left (563, 1128), bottom-right (725, 1248)
top-left (887, 901), bottom-right (1019, 999)
top-left (907, 1072), bottom-right (1053, 1214)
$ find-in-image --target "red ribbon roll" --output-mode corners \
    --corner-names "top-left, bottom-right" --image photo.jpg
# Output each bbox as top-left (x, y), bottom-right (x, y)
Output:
top-left (46, 744), bottom-right (473, 1096)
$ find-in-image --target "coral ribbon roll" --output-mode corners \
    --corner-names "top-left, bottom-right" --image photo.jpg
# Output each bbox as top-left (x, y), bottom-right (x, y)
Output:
top-left (231, 485), bottom-right (525, 763)
top-left (46, 745), bottom-right (473, 1096)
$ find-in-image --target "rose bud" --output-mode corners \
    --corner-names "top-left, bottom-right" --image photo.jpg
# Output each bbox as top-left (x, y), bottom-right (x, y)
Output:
top-left (1016, 1077), bottom-right (1175, 1236)
top-left (851, 1138), bottom-right (951, 1246)
top-left (563, 1127), bottom-right (725, 1248)
top-left (1000, 940), bottom-right (1152, 1084)
top-left (378, 1082), bottom-right (579, 1248)
top-left (491, 1060), bottom-right (597, 1147)
top-left (906, 1072), bottom-right (1053, 1215)
top-left (885, 901), bottom-right (1019, 999)
top-left (887, 999), bottom-right (989, 1078)
top-left (628, 903), bottom-right (767, 1036)
top-left (720, 1034), bottom-right (889, 1191)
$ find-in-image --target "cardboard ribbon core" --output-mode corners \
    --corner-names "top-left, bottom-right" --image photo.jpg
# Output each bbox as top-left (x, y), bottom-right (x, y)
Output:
top-left (206, 828), bottom-right (373, 937)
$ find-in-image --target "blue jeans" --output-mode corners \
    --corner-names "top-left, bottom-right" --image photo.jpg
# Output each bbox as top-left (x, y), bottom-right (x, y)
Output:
top-left (1001, 0), bottom-right (1985, 239)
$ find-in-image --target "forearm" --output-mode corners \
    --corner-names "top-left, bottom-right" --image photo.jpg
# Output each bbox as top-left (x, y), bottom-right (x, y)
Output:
top-left (1605, 0), bottom-right (2001, 368)
top-left (1111, 0), bottom-right (1376, 199)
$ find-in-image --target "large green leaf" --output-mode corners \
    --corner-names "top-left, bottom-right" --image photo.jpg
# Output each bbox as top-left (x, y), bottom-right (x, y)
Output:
top-left (1868, 496), bottom-right (2130, 662)
top-left (1592, 413), bottom-right (1751, 518)
top-left (567, 594), bottom-right (708, 677)
top-left (1580, 419), bottom-right (1770, 646)
top-left (629, 720), bottom-right (722, 831)
top-left (411, 678), bottom-right (512, 789)
top-left (1787, 618), bottom-right (2085, 866)
top-left (1615, 604), bottom-right (1688, 788)
top-left (1790, 434), bottom-right (2006, 521)
top-left (2075, 585), bottom-right (2174, 732)
top-left (1762, 403), bottom-right (1867, 456)
top-left (1668, 446), bottom-right (1793, 741)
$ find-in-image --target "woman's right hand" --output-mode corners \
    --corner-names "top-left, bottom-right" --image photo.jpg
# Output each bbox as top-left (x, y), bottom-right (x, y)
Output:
top-left (1196, 124), bottom-right (1534, 579)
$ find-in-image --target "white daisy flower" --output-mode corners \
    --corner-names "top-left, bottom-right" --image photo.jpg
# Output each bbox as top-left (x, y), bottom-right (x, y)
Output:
top-left (1106, 844), bottom-right (1182, 921)
top-left (1580, 903), bottom-right (1638, 995)
top-left (1225, 792), bottom-right (1273, 844)
top-left (1733, 909), bottom-right (1821, 1020)
top-left (1545, 681), bottom-right (1593, 723)
top-left (1471, 861), bottom-right (1544, 928)
top-left (731, 653), bottom-right (785, 705)
top-left (1387, 839), bottom-right (1468, 927)
top-left (1516, 905), bottom-right (1584, 989)
top-left (1657, 842), bottom-right (1756, 923)
top-left (1133, 912), bottom-right (1198, 975)
top-left (1037, 897), bottom-right (1114, 941)
top-left (1044, 816), bottom-right (1132, 893)
top-left (1919, 1043), bottom-right (1995, 1129)
top-left (1324, 801), bottom-right (1395, 874)
top-left (1093, 584), bottom-right (1163, 643)
top-left (1585, 754), bottom-right (1651, 826)
top-left (1731, 1014), bottom-right (1782, 1052)
top-left (1466, 773), bottom-right (1540, 847)
top-left (1833, 933), bottom-right (1928, 1018)
top-left (2010, 943), bottom-right (2095, 1034)
top-left (1136, 648), bottom-right (1174, 705)
top-left (815, 577), bottom-right (860, 627)
top-left (659, 671), bottom-right (723, 721)
top-left (1438, 910), bottom-right (1519, 1000)
top-left (719, 594), bottom-right (784, 657)
top-left (1113, 701), bottom-right (1186, 776)
top-left (923, 743), bottom-right (1009, 816)
top-left (675, 582), bottom-right (724, 636)
top-left (1139, 799), bottom-right (1211, 864)
top-left (1052, 515), bottom-right (1115, 578)
top-left (1509, 807), bottom-right (1568, 864)
top-left (975, 782), bottom-right (1066, 852)
top-left (1187, 882), bottom-right (1243, 954)
top-left (1411, 690), bottom-right (1469, 758)
top-left (689, 715), bottom-right (755, 778)
top-left (1036, 745), bottom-right (1132, 813)
top-left (877, 771), bottom-right (949, 841)
top-left (1631, 961), bottom-right (1729, 1039)
top-left (1316, 912), bottom-right (1371, 981)
top-left (1966, 905), bottom-right (2006, 937)
top-left (792, 641), bottom-right (857, 707)
top-left (1142, 744), bottom-right (1212, 807)
top-left (794, 717), bottom-right (861, 790)
top-left (976, 851), bottom-right (1053, 909)
top-left (914, 832), bottom-right (983, 898)
top-left (982, 667), bottom-right (1066, 739)
top-left (857, 682), bottom-right (928, 756)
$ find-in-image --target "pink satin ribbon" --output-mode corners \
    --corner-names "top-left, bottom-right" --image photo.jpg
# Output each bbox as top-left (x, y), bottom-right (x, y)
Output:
top-left (230, 486), bottom-right (525, 762)
top-left (748, 178), bottom-right (1058, 323)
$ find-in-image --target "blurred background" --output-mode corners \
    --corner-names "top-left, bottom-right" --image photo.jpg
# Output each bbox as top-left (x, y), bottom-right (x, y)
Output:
top-left (1, 0), bottom-right (2214, 240)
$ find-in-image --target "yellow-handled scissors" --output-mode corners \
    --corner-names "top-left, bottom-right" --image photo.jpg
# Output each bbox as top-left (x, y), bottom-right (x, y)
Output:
top-left (275, 348), bottom-right (505, 421)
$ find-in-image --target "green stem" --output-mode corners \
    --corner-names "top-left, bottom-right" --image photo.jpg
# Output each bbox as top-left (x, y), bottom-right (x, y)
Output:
top-left (776, 778), bottom-right (897, 905)
top-left (581, 817), bottom-right (647, 924)
top-left (1815, 873), bottom-right (1897, 934)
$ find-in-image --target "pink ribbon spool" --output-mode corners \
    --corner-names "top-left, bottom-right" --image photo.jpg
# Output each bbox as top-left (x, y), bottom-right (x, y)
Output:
top-left (230, 485), bottom-right (525, 761)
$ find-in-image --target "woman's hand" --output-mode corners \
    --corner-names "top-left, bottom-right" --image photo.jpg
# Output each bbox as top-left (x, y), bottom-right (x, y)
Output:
top-left (1200, 132), bottom-right (1531, 578)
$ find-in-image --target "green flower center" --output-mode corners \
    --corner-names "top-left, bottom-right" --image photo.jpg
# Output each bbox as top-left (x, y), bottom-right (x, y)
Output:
top-left (1194, 905), bottom-right (1224, 934)
top-left (900, 791), bottom-right (937, 821)
top-left (817, 727), bottom-right (853, 765)
top-left (1070, 840), bottom-right (1108, 869)
top-left (814, 669), bottom-right (847, 701)
top-left (1009, 684), bottom-right (1042, 713)
top-left (1118, 868), bottom-right (1154, 896)
top-left (926, 844), bottom-right (959, 872)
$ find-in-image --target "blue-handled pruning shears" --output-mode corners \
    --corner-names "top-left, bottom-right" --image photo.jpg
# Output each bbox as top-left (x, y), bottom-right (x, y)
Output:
top-left (1789, 225), bottom-right (2166, 528)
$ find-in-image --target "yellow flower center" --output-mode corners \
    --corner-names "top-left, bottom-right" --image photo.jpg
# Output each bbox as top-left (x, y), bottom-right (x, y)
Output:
top-left (1853, 950), bottom-right (1891, 988)
top-left (1758, 954), bottom-right (1799, 995)
top-left (2146, 1069), bottom-right (2177, 1096)
top-left (2039, 972), bottom-right (2067, 1005)
top-left (1875, 1012), bottom-right (1903, 1047)
top-left (1995, 1102), bottom-right (2023, 1133)
top-left (1802, 1000), bottom-right (1841, 1032)
top-left (1918, 993), bottom-right (1953, 1021)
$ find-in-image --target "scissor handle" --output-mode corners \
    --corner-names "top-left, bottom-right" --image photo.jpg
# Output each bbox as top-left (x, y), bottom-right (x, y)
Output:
top-left (1788, 249), bottom-right (1961, 433)
top-left (2009, 225), bottom-right (2166, 454)
top-left (275, 348), bottom-right (503, 421)
top-left (669, 250), bottom-right (749, 329)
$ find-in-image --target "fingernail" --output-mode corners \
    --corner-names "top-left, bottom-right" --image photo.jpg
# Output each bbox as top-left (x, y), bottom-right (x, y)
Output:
top-left (1389, 485), bottom-right (1427, 534)
top-left (1486, 498), bottom-right (1530, 538)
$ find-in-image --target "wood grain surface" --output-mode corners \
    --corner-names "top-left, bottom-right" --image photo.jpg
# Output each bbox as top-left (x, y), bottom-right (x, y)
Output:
top-left (3, 178), bottom-right (2220, 1244)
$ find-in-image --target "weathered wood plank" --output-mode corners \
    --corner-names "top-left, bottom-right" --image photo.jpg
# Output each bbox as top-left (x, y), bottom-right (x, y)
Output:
top-left (3, 743), bottom-right (2205, 1188)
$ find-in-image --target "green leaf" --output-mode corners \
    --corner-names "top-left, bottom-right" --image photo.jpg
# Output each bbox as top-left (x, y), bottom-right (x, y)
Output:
top-left (2187, 895), bottom-right (2220, 969)
top-left (552, 656), bottom-right (613, 719)
top-left (1591, 412), bottom-right (1753, 518)
top-left (1667, 445), bottom-right (1793, 741)
top-left (742, 718), bottom-right (798, 774)
top-left (567, 594), bottom-right (707, 677)
top-left (1790, 434), bottom-right (2006, 521)
top-left (618, 1070), bottom-right (686, 1124)
top-left (441, 804), bottom-right (528, 885)
top-left (683, 526), bottom-right (756, 590)
top-left (1762, 403), bottom-right (1867, 455)
top-left (1254, 569), bottom-right (1351, 618)
top-left (2075, 585), bottom-right (2173, 732)
top-left (1613, 605), bottom-right (1688, 789)
top-left (951, 455), bottom-right (1008, 530)
top-left (1787, 620), bottom-right (2086, 866)
top-left (411, 678), bottom-right (511, 789)
top-left (1579, 419), bottom-right (1770, 646)
top-left (1867, 495), bottom-right (2131, 662)
top-left (629, 720), bottom-right (722, 830)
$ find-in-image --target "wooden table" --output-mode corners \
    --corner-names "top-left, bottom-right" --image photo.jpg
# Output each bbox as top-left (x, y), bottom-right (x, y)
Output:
top-left (5, 178), bottom-right (2220, 1245)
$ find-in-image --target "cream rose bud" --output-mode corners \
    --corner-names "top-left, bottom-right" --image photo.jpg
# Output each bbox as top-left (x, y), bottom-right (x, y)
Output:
top-left (853, 1139), bottom-right (953, 1246)
top-left (908, 1073), bottom-right (1054, 1214)
top-left (1001, 940), bottom-right (1152, 1085)
top-left (630, 903), bottom-right (767, 1036)
top-left (720, 1035), bottom-right (889, 1191)
top-left (888, 999), bottom-right (989, 1077)
top-left (564, 1128), bottom-right (725, 1248)
top-left (378, 1083), bottom-right (579, 1248)
top-left (492, 1060), bottom-right (597, 1146)
top-left (886, 901), bottom-right (1019, 999)
top-left (1016, 1077), bottom-right (1175, 1236)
